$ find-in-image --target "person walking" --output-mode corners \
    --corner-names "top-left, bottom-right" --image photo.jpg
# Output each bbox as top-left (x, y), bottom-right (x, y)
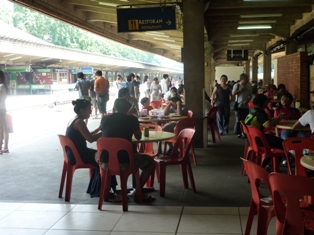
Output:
top-left (232, 73), bottom-right (252, 138)
top-left (90, 75), bottom-right (98, 119)
top-left (94, 70), bottom-right (109, 118)
top-left (75, 72), bottom-right (90, 100)
top-left (211, 74), bottom-right (232, 135)
top-left (0, 70), bottom-right (9, 154)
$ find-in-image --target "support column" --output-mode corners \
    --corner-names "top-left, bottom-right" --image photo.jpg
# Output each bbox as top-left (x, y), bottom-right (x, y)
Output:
top-left (204, 42), bottom-right (214, 97)
top-left (245, 60), bottom-right (250, 79)
top-left (286, 39), bottom-right (297, 55)
top-left (252, 55), bottom-right (258, 82)
top-left (263, 49), bottom-right (272, 85)
top-left (183, 0), bottom-right (204, 147)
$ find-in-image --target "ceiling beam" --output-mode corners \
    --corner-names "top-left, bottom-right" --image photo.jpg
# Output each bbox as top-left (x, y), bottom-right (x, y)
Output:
top-left (85, 12), bottom-right (117, 23)
top-left (205, 6), bottom-right (312, 16)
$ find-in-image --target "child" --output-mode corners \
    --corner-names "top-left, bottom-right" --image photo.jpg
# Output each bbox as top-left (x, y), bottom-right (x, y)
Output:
top-left (141, 97), bottom-right (153, 112)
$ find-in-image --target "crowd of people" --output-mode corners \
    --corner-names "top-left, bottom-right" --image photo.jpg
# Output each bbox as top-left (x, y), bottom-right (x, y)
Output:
top-left (211, 72), bottom-right (314, 171)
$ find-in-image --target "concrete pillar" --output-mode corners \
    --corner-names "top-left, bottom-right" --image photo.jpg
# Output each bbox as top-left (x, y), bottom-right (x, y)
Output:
top-left (286, 39), bottom-right (297, 55)
top-left (263, 49), bottom-right (272, 85)
top-left (204, 42), bottom-right (214, 98)
top-left (183, 0), bottom-right (204, 147)
top-left (245, 60), bottom-right (250, 79)
top-left (252, 55), bottom-right (258, 82)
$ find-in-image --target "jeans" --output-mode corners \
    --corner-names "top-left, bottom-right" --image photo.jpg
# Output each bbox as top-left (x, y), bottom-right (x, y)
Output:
top-left (216, 101), bottom-right (230, 133)
top-left (234, 108), bottom-right (249, 134)
top-left (280, 130), bottom-right (308, 140)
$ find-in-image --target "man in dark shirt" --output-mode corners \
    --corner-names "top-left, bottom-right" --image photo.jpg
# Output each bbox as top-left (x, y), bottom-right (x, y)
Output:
top-left (101, 98), bottom-right (155, 202)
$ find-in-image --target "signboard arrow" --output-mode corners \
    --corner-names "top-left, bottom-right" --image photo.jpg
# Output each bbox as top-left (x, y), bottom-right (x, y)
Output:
top-left (117, 6), bottom-right (176, 33)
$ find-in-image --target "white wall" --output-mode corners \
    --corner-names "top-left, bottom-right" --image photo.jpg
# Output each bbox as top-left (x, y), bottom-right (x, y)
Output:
top-left (215, 67), bottom-right (245, 82)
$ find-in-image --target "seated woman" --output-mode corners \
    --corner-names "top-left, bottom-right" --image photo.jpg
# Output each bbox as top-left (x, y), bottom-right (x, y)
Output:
top-left (66, 99), bottom-right (102, 196)
top-left (164, 90), bottom-right (183, 116)
top-left (274, 93), bottom-right (306, 139)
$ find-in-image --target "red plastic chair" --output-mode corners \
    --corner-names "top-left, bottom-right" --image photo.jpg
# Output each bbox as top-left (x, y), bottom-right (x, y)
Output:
top-left (163, 118), bottom-right (197, 165)
top-left (150, 100), bottom-right (162, 109)
top-left (283, 137), bottom-right (314, 176)
top-left (247, 126), bottom-right (286, 173)
top-left (269, 173), bottom-right (314, 235)
top-left (206, 106), bottom-right (221, 143)
top-left (139, 124), bottom-right (162, 187)
top-left (240, 121), bottom-right (255, 175)
top-left (155, 128), bottom-right (196, 197)
top-left (310, 132), bottom-right (314, 140)
top-left (97, 138), bottom-right (142, 211)
top-left (241, 158), bottom-right (275, 235)
top-left (57, 135), bottom-right (96, 202)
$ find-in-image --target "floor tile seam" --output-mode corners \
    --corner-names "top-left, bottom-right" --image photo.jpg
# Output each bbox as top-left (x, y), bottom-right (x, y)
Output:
top-left (0, 203), bottom-right (27, 222)
top-left (174, 206), bottom-right (184, 235)
top-left (237, 207), bottom-right (244, 235)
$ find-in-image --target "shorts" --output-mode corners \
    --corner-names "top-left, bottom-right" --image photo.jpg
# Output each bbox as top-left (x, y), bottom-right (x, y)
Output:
top-left (91, 97), bottom-right (96, 109)
top-left (96, 93), bottom-right (109, 114)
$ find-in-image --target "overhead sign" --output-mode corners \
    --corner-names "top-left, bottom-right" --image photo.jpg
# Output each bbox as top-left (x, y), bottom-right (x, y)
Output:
top-left (36, 69), bottom-right (52, 73)
top-left (79, 67), bottom-right (93, 75)
top-left (4, 66), bottom-right (31, 72)
top-left (227, 50), bottom-right (248, 61)
top-left (117, 6), bottom-right (176, 32)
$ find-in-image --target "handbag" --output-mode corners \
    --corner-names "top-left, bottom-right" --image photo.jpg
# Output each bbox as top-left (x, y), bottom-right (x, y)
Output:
top-left (233, 101), bottom-right (238, 111)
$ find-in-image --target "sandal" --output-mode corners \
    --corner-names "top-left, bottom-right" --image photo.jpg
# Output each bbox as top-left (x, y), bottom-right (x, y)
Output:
top-left (134, 194), bottom-right (156, 203)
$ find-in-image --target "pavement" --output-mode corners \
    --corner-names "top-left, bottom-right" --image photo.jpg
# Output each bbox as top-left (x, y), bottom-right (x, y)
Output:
top-left (0, 91), bottom-right (253, 207)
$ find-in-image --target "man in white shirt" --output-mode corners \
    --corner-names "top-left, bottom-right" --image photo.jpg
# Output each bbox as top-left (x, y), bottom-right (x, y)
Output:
top-left (293, 110), bottom-right (314, 134)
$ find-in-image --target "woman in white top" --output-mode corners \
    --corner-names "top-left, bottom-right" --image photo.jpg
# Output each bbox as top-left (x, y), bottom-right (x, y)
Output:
top-left (116, 75), bottom-right (123, 90)
top-left (150, 77), bottom-right (162, 101)
top-left (0, 70), bottom-right (8, 153)
top-left (143, 76), bottom-right (151, 98)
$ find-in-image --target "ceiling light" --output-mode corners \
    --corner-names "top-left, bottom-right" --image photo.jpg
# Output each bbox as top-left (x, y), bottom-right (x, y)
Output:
top-left (9, 56), bottom-right (22, 60)
top-left (228, 40), bottom-right (254, 43)
top-left (147, 31), bottom-right (165, 35)
top-left (153, 37), bottom-right (175, 42)
top-left (229, 34), bottom-right (259, 37)
top-left (3, 54), bottom-right (15, 57)
top-left (227, 43), bottom-right (250, 46)
top-left (240, 14), bottom-right (282, 18)
top-left (99, 2), bottom-right (118, 7)
top-left (239, 20), bottom-right (276, 24)
top-left (238, 25), bottom-right (272, 30)
top-left (41, 58), bottom-right (52, 61)
top-left (145, 32), bottom-right (169, 37)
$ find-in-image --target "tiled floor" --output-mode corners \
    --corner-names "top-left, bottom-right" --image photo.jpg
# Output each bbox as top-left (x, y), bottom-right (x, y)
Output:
top-left (0, 203), bottom-right (276, 235)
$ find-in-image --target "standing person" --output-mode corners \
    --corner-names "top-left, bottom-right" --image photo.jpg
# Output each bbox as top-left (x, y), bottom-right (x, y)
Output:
top-left (150, 77), bottom-right (162, 101)
top-left (143, 75), bottom-right (151, 98)
top-left (90, 75), bottom-right (98, 119)
top-left (133, 75), bottom-right (140, 100)
top-left (160, 74), bottom-right (169, 95)
top-left (101, 98), bottom-right (156, 203)
top-left (75, 72), bottom-right (90, 100)
top-left (0, 70), bottom-right (8, 154)
top-left (211, 74), bottom-right (232, 135)
top-left (127, 73), bottom-right (135, 98)
top-left (232, 73), bottom-right (252, 138)
top-left (116, 75), bottom-right (123, 91)
top-left (94, 70), bottom-right (109, 118)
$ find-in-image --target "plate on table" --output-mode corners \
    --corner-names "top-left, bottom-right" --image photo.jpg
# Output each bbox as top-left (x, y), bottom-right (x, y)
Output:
top-left (304, 152), bottom-right (314, 159)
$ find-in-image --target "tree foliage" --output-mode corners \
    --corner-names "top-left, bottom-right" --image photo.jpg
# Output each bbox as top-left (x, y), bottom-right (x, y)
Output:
top-left (1, 3), bottom-right (162, 65)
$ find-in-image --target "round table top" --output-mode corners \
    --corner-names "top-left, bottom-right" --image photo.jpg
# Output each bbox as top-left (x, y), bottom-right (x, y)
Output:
top-left (132, 131), bottom-right (175, 143)
top-left (300, 155), bottom-right (314, 171)
top-left (138, 115), bottom-right (188, 123)
top-left (276, 120), bottom-right (311, 131)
